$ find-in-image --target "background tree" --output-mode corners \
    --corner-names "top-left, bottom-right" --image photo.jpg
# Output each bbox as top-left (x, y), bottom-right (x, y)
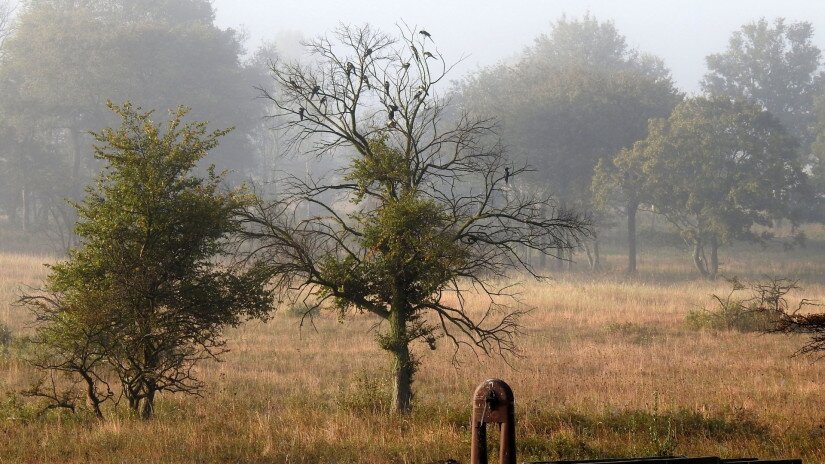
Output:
top-left (637, 97), bottom-right (805, 279)
top-left (0, 0), bottom-right (266, 244)
top-left (592, 146), bottom-right (647, 274)
top-left (20, 102), bottom-right (272, 419)
top-left (459, 15), bottom-right (681, 268)
top-left (703, 18), bottom-right (822, 154)
top-left (239, 25), bottom-right (589, 412)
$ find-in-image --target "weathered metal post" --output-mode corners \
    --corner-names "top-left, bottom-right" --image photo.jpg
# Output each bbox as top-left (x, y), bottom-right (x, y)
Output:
top-left (471, 379), bottom-right (516, 464)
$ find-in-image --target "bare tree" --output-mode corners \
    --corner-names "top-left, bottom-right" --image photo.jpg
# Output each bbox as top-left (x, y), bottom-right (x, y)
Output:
top-left (240, 24), bottom-right (590, 412)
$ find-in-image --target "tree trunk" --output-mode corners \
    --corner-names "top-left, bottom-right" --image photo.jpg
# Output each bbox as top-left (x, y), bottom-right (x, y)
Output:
top-left (388, 286), bottom-right (414, 413)
top-left (627, 202), bottom-right (639, 274)
top-left (21, 187), bottom-right (30, 233)
top-left (709, 235), bottom-right (719, 280)
top-left (692, 241), bottom-right (710, 279)
top-left (79, 371), bottom-right (104, 420)
top-left (140, 387), bottom-right (156, 420)
top-left (593, 237), bottom-right (601, 270)
top-left (583, 241), bottom-right (595, 271)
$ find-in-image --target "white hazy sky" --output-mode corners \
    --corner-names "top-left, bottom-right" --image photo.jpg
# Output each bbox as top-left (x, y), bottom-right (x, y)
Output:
top-left (213, 0), bottom-right (825, 93)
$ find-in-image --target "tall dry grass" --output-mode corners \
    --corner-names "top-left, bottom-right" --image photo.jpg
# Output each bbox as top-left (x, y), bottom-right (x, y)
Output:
top-left (1, 246), bottom-right (824, 463)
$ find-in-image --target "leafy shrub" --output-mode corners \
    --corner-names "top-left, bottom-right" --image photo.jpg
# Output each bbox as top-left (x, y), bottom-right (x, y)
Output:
top-left (687, 277), bottom-right (783, 332)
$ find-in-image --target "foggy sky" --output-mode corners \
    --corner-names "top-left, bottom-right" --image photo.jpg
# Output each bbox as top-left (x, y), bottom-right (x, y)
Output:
top-left (213, 0), bottom-right (825, 93)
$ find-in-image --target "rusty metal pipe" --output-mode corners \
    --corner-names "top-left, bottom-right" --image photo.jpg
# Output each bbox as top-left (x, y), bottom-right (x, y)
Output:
top-left (471, 379), bottom-right (516, 464)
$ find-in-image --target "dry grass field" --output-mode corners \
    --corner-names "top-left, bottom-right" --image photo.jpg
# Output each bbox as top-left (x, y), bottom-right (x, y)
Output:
top-left (1, 238), bottom-right (825, 463)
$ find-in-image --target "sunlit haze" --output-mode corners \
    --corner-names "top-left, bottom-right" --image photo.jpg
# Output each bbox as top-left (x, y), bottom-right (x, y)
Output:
top-left (213, 0), bottom-right (825, 92)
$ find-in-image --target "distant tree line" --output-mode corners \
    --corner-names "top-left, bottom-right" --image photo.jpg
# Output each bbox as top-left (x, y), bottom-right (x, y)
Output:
top-left (459, 15), bottom-right (822, 279)
top-left (0, 0), bottom-right (274, 248)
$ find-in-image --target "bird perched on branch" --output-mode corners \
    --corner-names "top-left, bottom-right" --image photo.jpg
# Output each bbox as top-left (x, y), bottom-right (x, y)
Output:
top-left (346, 62), bottom-right (355, 75)
top-left (419, 29), bottom-right (431, 39)
top-left (311, 85), bottom-right (321, 97)
top-left (364, 47), bottom-right (373, 57)
top-left (423, 51), bottom-right (434, 59)
top-left (384, 80), bottom-right (390, 94)
top-left (298, 107), bottom-right (305, 121)
top-left (504, 167), bottom-right (510, 185)
top-left (388, 104), bottom-right (398, 120)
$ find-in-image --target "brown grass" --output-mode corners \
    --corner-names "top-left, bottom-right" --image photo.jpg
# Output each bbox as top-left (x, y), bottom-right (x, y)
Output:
top-left (1, 246), bottom-right (825, 463)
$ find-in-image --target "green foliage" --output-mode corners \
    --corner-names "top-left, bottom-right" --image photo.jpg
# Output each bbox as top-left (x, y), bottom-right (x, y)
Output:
top-left (703, 18), bottom-right (821, 152)
top-left (632, 97), bottom-right (805, 278)
top-left (20, 102), bottom-right (272, 419)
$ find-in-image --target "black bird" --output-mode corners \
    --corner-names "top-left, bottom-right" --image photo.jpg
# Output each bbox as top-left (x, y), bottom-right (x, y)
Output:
top-left (384, 80), bottom-right (390, 94)
top-left (346, 62), bottom-right (355, 75)
top-left (504, 167), bottom-right (510, 185)
top-left (298, 107), bottom-right (305, 121)
top-left (365, 47), bottom-right (373, 57)
top-left (311, 85), bottom-right (321, 97)
top-left (419, 29), bottom-right (431, 39)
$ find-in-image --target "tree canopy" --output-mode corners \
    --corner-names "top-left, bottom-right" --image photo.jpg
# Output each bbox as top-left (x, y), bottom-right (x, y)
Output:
top-left (703, 18), bottom-right (822, 154)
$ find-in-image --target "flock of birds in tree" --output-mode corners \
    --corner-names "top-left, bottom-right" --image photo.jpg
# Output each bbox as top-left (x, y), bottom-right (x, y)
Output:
top-left (288, 29), bottom-right (513, 187)
top-left (291, 29), bottom-right (434, 125)
top-left (288, 28), bottom-right (513, 187)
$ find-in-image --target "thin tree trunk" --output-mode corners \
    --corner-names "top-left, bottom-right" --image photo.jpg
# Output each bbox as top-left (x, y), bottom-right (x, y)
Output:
top-left (709, 235), bottom-right (719, 280)
top-left (21, 187), bottom-right (29, 233)
top-left (584, 241), bottom-right (595, 271)
top-left (593, 237), bottom-right (601, 270)
top-left (79, 371), bottom-right (104, 420)
top-left (627, 202), bottom-right (639, 274)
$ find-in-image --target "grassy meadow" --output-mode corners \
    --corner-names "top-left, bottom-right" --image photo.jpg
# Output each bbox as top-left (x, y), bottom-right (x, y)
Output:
top-left (1, 228), bottom-right (825, 463)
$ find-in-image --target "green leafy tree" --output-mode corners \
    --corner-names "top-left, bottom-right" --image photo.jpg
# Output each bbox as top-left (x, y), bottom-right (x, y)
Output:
top-left (239, 25), bottom-right (589, 413)
top-left (460, 15), bottom-right (681, 269)
top-left (636, 97), bottom-right (804, 279)
top-left (703, 18), bottom-right (821, 153)
top-left (20, 102), bottom-right (272, 419)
